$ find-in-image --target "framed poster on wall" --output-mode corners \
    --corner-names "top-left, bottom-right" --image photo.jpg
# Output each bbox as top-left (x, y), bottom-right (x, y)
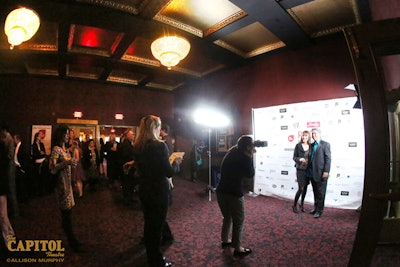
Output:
top-left (216, 125), bottom-right (234, 153)
top-left (31, 125), bottom-right (52, 155)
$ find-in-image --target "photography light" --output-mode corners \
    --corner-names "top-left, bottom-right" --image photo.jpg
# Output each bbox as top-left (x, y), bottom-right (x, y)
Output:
top-left (193, 107), bottom-right (230, 201)
top-left (193, 108), bottom-right (230, 128)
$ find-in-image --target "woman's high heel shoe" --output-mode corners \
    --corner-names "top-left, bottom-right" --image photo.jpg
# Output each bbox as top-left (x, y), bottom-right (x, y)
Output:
top-left (299, 204), bottom-right (305, 212)
top-left (292, 205), bottom-right (299, 213)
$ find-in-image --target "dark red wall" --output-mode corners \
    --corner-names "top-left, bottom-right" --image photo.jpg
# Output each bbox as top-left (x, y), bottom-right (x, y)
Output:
top-left (0, 77), bottom-right (174, 139)
top-left (175, 35), bottom-right (356, 136)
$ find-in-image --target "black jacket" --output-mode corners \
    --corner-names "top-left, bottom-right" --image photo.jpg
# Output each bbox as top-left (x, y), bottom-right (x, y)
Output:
top-left (217, 146), bottom-right (255, 197)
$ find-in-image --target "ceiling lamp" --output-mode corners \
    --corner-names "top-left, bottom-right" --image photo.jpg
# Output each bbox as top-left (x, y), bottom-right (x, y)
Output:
top-left (4, 7), bottom-right (40, 49)
top-left (151, 36), bottom-right (190, 70)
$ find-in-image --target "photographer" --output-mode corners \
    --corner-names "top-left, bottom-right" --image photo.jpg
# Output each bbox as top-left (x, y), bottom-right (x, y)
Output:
top-left (216, 135), bottom-right (255, 257)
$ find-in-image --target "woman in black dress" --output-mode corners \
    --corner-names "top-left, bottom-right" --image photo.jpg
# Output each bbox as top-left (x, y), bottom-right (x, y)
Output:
top-left (292, 130), bottom-right (311, 213)
top-left (134, 115), bottom-right (174, 267)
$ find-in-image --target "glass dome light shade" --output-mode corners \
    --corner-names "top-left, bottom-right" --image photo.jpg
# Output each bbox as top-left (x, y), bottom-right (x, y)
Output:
top-left (4, 7), bottom-right (40, 47)
top-left (151, 36), bottom-right (190, 70)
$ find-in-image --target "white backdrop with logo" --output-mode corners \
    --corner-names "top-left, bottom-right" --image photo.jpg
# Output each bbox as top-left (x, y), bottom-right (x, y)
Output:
top-left (252, 97), bottom-right (364, 209)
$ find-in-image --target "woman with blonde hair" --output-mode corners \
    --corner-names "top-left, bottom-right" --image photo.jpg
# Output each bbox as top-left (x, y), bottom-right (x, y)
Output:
top-left (134, 115), bottom-right (174, 267)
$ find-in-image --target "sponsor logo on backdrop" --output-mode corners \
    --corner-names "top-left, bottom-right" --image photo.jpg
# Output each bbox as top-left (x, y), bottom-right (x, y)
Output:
top-left (281, 126), bottom-right (288, 130)
top-left (288, 135), bottom-right (294, 142)
top-left (307, 121), bottom-right (320, 128)
top-left (348, 142), bottom-right (357, 147)
top-left (342, 110), bottom-right (350, 115)
top-left (281, 170), bottom-right (288, 175)
top-left (341, 191), bottom-right (350, 196)
top-left (279, 108), bottom-right (287, 113)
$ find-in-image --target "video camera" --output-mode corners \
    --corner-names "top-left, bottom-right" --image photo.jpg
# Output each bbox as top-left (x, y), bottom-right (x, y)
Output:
top-left (253, 140), bottom-right (268, 147)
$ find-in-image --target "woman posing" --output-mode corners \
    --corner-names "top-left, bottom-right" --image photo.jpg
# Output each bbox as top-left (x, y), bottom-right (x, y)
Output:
top-left (49, 125), bottom-right (82, 251)
top-left (133, 115), bottom-right (174, 267)
top-left (292, 130), bottom-right (311, 213)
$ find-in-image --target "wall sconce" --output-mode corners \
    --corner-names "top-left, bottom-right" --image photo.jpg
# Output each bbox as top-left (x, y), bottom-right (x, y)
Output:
top-left (73, 111), bottom-right (83, 119)
top-left (4, 7), bottom-right (40, 49)
top-left (115, 113), bottom-right (124, 120)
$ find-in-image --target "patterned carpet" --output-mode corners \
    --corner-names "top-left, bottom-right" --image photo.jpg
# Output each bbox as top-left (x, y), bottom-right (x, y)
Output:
top-left (2, 177), bottom-right (399, 267)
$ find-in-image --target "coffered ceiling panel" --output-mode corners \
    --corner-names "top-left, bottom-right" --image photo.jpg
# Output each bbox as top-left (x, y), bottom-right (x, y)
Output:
top-left (0, 0), bottom-right (370, 91)
top-left (69, 25), bottom-right (124, 57)
top-left (154, 0), bottom-right (246, 37)
top-left (214, 22), bottom-right (286, 58)
top-left (287, 0), bottom-right (361, 38)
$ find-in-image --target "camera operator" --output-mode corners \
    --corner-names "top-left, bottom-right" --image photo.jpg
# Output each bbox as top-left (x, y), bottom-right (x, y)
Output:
top-left (216, 135), bottom-right (255, 257)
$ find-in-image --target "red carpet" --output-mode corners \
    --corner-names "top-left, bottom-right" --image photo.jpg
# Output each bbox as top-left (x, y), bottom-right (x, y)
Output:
top-left (2, 177), bottom-right (398, 266)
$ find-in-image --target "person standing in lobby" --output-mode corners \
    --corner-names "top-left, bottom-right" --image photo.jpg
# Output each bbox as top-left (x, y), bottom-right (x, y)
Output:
top-left (104, 132), bottom-right (120, 190)
top-left (119, 129), bottom-right (136, 205)
top-left (49, 125), bottom-right (81, 252)
top-left (306, 128), bottom-right (331, 219)
top-left (216, 135), bottom-right (255, 257)
top-left (31, 131), bottom-right (47, 196)
top-left (134, 115), bottom-right (174, 267)
top-left (0, 124), bottom-right (16, 247)
top-left (13, 134), bottom-right (32, 204)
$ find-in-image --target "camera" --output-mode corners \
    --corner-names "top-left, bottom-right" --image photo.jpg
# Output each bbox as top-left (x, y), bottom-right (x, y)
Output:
top-left (253, 140), bottom-right (268, 147)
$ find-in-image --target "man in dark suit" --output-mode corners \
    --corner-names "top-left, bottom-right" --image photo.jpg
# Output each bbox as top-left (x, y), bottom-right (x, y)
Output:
top-left (119, 129), bottom-right (136, 205)
top-left (307, 128), bottom-right (331, 219)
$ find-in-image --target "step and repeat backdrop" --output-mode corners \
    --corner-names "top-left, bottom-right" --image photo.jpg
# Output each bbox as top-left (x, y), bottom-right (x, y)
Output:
top-left (252, 97), bottom-right (364, 209)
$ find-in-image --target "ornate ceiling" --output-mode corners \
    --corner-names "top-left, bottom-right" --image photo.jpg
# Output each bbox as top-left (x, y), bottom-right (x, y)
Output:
top-left (0, 0), bottom-right (369, 91)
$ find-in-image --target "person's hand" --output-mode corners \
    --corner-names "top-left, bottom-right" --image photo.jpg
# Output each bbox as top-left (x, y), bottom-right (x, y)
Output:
top-left (168, 177), bottom-right (174, 189)
top-left (174, 157), bottom-right (183, 165)
top-left (70, 158), bottom-right (78, 167)
top-left (322, 172), bottom-right (329, 180)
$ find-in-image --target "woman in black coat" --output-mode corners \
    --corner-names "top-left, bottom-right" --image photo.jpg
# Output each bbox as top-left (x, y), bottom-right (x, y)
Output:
top-left (133, 115), bottom-right (174, 267)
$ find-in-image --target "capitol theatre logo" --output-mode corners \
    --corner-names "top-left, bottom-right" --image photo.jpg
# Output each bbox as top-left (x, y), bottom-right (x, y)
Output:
top-left (5, 236), bottom-right (66, 263)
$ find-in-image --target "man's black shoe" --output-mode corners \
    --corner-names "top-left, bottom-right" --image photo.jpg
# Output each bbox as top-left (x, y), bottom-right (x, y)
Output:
top-left (313, 212), bottom-right (322, 218)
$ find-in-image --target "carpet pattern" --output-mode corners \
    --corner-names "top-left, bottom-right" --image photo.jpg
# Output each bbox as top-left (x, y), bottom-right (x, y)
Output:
top-left (1, 177), bottom-right (399, 267)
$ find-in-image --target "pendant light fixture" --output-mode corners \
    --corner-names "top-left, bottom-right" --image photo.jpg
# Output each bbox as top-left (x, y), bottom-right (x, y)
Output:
top-left (151, 36), bottom-right (190, 70)
top-left (4, 7), bottom-right (40, 49)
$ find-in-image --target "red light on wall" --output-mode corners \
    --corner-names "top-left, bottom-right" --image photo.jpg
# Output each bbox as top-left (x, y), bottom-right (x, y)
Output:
top-left (80, 30), bottom-right (99, 47)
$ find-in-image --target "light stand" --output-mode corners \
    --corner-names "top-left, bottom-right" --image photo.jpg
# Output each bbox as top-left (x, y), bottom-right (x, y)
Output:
top-left (193, 108), bottom-right (230, 201)
top-left (207, 128), bottom-right (212, 201)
